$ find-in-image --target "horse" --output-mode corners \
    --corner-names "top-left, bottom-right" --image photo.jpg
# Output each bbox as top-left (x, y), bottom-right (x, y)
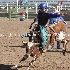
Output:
top-left (12, 19), bottom-right (67, 70)
top-left (11, 23), bottom-right (48, 70)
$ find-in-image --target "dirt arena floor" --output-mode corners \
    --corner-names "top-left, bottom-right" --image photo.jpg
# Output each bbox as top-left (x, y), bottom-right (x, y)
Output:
top-left (0, 19), bottom-right (70, 70)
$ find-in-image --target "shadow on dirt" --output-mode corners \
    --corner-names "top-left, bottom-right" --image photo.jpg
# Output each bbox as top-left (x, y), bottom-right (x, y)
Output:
top-left (0, 64), bottom-right (17, 70)
top-left (66, 51), bottom-right (70, 53)
top-left (16, 65), bottom-right (29, 68)
top-left (47, 48), bottom-right (70, 53)
top-left (0, 64), bottom-right (34, 70)
top-left (9, 45), bottom-right (25, 48)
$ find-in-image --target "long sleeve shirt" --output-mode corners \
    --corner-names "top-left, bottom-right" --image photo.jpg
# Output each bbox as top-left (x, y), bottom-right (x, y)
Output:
top-left (37, 11), bottom-right (60, 26)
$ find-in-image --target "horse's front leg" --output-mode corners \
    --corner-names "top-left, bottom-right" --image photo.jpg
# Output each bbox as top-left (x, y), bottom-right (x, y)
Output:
top-left (27, 47), bottom-right (40, 70)
top-left (11, 53), bottom-right (29, 69)
top-left (27, 55), bottom-right (38, 70)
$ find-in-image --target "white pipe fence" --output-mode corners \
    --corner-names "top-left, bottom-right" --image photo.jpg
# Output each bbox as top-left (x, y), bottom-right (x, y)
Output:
top-left (0, 3), bottom-right (70, 20)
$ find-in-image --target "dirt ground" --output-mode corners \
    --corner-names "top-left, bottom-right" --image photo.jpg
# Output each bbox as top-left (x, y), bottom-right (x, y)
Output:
top-left (0, 19), bottom-right (70, 70)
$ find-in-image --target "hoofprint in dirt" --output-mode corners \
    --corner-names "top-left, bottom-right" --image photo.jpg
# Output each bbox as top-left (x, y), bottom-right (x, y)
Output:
top-left (0, 20), bottom-right (70, 70)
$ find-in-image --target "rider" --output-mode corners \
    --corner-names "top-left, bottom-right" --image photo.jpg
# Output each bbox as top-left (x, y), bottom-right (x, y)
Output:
top-left (33, 3), bottom-right (60, 50)
top-left (49, 10), bottom-right (67, 49)
top-left (20, 3), bottom-right (60, 50)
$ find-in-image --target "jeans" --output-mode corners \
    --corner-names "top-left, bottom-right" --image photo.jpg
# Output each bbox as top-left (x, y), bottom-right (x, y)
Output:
top-left (39, 25), bottom-right (48, 47)
top-left (57, 41), bottom-right (60, 49)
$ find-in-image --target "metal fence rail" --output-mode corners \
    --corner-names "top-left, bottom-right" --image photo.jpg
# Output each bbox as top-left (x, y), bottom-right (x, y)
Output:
top-left (0, 4), bottom-right (70, 20)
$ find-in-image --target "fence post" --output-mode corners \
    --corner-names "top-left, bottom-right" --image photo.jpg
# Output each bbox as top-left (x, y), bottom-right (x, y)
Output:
top-left (57, 5), bottom-right (60, 12)
top-left (65, 5), bottom-right (66, 10)
top-left (60, 5), bottom-right (63, 10)
top-left (7, 3), bottom-right (8, 13)
top-left (17, 0), bottom-right (18, 13)
top-left (8, 6), bottom-right (11, 21)
top-left (35, 3), bottom-right (37, 14)
top-left (26, 6), bottom-right (28, 19)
